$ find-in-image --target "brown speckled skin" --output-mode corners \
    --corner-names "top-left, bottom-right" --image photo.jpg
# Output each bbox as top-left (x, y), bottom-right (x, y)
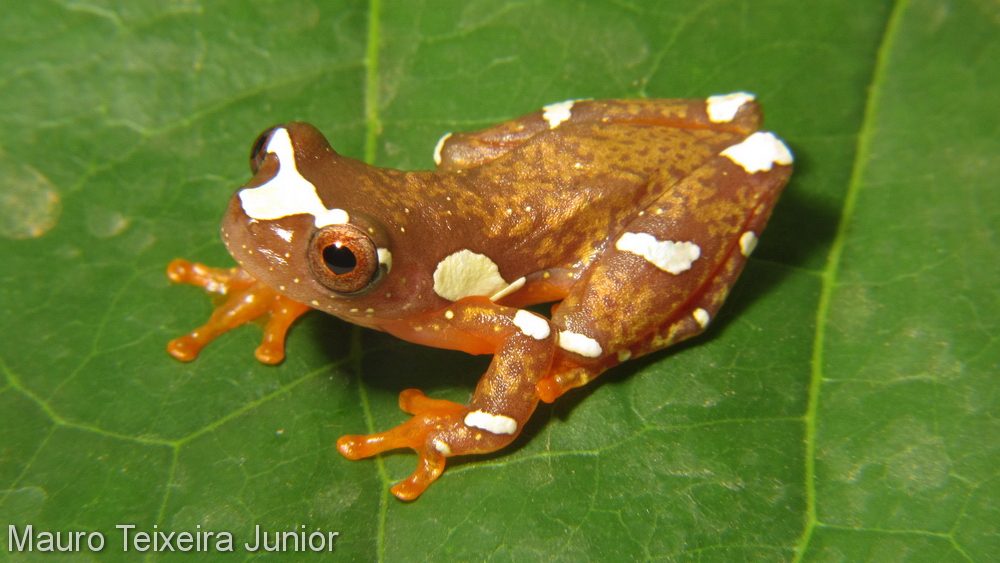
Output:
top-left (207, 98), bottom-right (793, 499)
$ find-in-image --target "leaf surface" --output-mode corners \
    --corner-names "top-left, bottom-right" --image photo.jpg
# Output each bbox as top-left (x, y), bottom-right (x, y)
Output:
top-left (1, 0), bottom-right (996, 561)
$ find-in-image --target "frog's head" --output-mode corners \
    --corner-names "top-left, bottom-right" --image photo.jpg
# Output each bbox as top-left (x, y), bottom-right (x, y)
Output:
top-left (221, 123), bottom-right (393, 316)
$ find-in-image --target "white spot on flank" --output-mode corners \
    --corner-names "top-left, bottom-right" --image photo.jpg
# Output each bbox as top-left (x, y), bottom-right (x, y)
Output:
top-left (542, 100), bottom-right (574, 129)
top-left (433, 132), bottom-right (452, 166)
top-left (432, 249), bottom-right (509, 301)
top-left (512, 310), bottom-right (551, 340)
top-left (617, 349), bottom-right (632, 362)
top-left (739, 231), bottom-right (758, 257)
top-left (432, 439), bottom-right (452, 455)
top-left (490, 276), bottom-right (525, 301)
top-left (616, 232), bottom-right (701, 275)
top-left (464, 410), bottom-right (518, 435)
top-left (558, 331), bottom-right (603, 358)
top-left (693, 308), bottom-right (711, 328)
top-left (238, 128), bottom-right (351, 228)
top-left (377, 247), bottom-right (392, 271)
top-left (720, 131), bottom-right (794, 173)
top-left (706, 92), bottom-right (755, 123)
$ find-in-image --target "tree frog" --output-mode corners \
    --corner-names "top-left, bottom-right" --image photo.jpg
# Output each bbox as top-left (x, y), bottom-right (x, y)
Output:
top-left (167, 94), bottom-right (793, 500)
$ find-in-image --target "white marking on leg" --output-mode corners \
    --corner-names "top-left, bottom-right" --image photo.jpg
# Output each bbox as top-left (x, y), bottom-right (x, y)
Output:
top-left (464, 410), bottom-right (518, 435)
top-left (616, 232), bottom-right (701, 274)
top-left (432, 439), bottom-right (452, 455)
top-left (706, 92), bottom-right (755, 123)
top-left (739, 231), bottom-right (758, 257)
top-left (432, 249), bottom-right (509, 301)
top-left (617, 349), bottom-right (632, 362)
top-left (512, 310), bottom-right (551, 340)
top-left (693, 308), bottom-right (711, 328)
top-left (720, 131), bottom-right (793, 173)
top-left (433, 132), bottom-right (452, 166)
top-left (490, 276), bottom-right (525, 301)
top-left (238, 128), bottom-right (351, 227)
top-left (542, 100), bottom-right (575, 129)
top-left (558, 331), bottom-right (603, 358)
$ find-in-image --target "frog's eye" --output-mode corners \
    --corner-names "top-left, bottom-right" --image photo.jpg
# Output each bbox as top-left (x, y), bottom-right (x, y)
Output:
top-left (308, 224), bottom-right (380, 294)
top-left (250, 127), bottom-right (279, 174)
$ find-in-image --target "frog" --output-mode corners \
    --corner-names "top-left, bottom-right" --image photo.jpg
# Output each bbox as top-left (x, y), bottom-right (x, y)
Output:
top-left (167, 93), bottom-right (793, 500)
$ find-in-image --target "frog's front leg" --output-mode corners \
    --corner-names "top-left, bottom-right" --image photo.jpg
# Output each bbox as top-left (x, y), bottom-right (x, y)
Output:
top-left (337, 297), bottom-right (555, 500)
top-left (166, 259), bottom-right (310, 363)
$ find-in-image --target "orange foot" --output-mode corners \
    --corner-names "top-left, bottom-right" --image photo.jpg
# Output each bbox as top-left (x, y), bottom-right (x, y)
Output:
top-left (337, 389), bottom-right (466, 501)
top-left (166, 259), bottom-right (310, 363)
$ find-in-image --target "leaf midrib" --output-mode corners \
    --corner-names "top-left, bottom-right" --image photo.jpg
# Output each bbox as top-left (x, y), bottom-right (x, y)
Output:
top-left (792, 0), bottom-right (908, 559)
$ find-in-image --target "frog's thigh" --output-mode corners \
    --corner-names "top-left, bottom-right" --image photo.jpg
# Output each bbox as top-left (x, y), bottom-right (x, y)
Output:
top-left (548, 146), bottom-right (791, 391)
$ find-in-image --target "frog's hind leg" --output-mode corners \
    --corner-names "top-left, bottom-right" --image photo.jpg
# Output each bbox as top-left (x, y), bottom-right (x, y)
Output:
top-left (538, 130), bottom-right (792, 402)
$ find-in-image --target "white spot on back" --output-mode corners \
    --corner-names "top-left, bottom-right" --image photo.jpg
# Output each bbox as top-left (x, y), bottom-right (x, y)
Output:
top-left (720, 131), bottom-right (793, 173)
top-left (464, 410), bottom-right (518, 435)
top-left (616, 232), bottom-right (701, 274)
top-left (512, 310), bottom-right (551, 340)
top-left (433, 132), bottom-right (452, 166)
top-left (558, 331), bottom-right (603, 358)
top-left (706, 92), bottom-right (755, 123)
top-left (542, 100), bottom-right (575, 129)
top-left (238, 128), bottom-right (351, 227)
top-left (432, 249), bottom-right (509, 301)
top-left (490, 276), bottom-right (525, 301)
top-left (693, 308), bottom-right (711, 328)
top-left (739, 231), bottom-right (758, 257)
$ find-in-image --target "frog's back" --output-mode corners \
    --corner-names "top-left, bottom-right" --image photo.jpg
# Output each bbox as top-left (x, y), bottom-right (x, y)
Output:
top-left (440, 98), bottom-right (764, 271)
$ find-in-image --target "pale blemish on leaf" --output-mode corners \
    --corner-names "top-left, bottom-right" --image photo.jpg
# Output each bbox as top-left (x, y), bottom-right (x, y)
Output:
top-left (0, 161), bottom-right (61, 239)
top-left (826, 415), bottom-right (951, 491)
top-left (0, 487), bottom-right (47, 523)
top-left (85, 205), bottom-right (130, 238)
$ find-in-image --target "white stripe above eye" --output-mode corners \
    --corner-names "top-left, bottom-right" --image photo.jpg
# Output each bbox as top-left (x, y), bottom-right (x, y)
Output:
top-left (238, 128), bottom-right (350, 228)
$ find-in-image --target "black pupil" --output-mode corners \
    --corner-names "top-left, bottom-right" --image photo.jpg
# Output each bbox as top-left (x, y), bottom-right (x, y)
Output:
top-left (323, 244), bottom-right (357, 275)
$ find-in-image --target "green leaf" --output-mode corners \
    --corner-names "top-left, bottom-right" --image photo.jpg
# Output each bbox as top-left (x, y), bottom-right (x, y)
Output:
top-left (1, 0), bottom-right (996, 561)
